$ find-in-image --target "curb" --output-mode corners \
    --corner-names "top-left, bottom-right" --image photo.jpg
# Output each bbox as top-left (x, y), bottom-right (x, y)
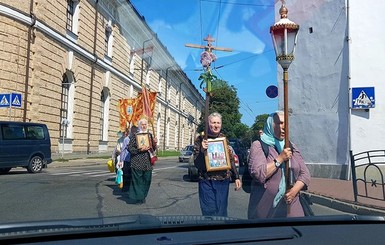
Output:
top-left (303, 192), bottom-right (385, 216)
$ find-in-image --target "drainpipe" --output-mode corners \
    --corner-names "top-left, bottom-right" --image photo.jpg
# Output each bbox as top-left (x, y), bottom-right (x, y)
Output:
top-left (178, 82), bottom-right (182, 150)
top-left (140, 37), bottom-right (153, 86)
top-left (346, 0), bottom-right (352, 180)
top-left (23, 0), bottom-right (35, 122)
top-left (87, 0), bottom-right (99, 154)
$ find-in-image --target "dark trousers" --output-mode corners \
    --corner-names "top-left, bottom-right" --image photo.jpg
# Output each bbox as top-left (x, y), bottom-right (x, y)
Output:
top-left (198, 179), bottom-right (230, 217)
top-left (122, 161), bottom-right (132, 191)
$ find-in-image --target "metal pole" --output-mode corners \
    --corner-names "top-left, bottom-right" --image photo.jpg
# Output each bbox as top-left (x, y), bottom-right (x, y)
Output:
top-left (62, 124), bottom-right (65, 159)
top-left (283, 68), bottom-right (291, 188)
top-left (283, 67), bottom-right (293, 216)
top-left (140, 37), bottom-right (153, 86)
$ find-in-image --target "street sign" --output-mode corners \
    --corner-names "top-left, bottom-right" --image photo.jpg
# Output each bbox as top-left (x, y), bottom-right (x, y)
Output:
top-left (351, 87), bottom-right (375, 109)
top-left (266, 85), bottom-right (278, 98)
top-left (0, 93), bottom-right (10, 108)
top-left (11, 93), bottom-right (22, 107)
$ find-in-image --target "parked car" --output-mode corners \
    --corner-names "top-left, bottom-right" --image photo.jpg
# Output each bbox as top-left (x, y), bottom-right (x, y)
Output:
top-left (0, 121), bottom-right (52, 174)
top-left (187, 145), bottom-right (240, 182)
top-left (229, 145), bottom-right (239, 174)
top-left (228, 138), bottom-right (248, 166)
top-left (179, 145), bottom-right (194, 162)
top-left (187, 154), bottom-right (198, 181)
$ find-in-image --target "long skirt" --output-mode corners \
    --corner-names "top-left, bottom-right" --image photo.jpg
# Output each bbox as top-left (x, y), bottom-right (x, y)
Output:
top-left (198, 178), bottom-right (230, 217)
top-left (128, 168), bottom-right (152, 201)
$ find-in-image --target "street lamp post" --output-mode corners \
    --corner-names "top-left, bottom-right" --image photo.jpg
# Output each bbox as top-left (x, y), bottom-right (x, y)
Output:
top-left (140, 37), bottom-right (153, 86)
top-left (270, 3), bottom-right (299, 195)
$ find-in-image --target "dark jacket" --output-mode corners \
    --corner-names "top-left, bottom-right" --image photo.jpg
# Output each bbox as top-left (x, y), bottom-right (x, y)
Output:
top-left (128, 131), bottom-right (156, 171)
top-left (193, 132), bottom-right (239, 180)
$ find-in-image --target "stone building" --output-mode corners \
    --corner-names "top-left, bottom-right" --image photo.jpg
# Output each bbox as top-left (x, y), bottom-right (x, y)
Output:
top-left (0, 0), bottom-right (203, 154)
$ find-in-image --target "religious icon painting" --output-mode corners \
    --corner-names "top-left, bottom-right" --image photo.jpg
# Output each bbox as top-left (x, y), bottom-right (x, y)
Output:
top-left (205, 137), bottom-right (231, 172)
top-left (136, 133), bottom-right (150, 149)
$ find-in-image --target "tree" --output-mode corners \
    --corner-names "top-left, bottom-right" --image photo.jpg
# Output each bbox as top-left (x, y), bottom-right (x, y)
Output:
top-left (250, 114), bottom-right (269, 142)
top-left (197, 79), bottom-right (243, 138)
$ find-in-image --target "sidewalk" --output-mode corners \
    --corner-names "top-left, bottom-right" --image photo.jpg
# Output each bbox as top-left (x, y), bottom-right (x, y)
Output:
top-left (305, 177), bottom-right (385, 216)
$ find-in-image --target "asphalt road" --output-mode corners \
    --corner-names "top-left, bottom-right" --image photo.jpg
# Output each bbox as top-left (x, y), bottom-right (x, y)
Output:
top-left (0, 157), bottom-right (351, 224)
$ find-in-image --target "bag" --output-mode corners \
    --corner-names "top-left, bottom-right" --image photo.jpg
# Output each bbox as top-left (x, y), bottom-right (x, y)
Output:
top-left (241, 140), bottom-right (270, 193)
top-left (107, 159), bottom-right (115, 173)
top-left (115, 168), bottom-right (123, 188)
top-left (149, 149), bottom-right (157, 165)
top-left (148, 134), bottom-right (157, 165)
top-left (151, 155), bottom-right (158, 165)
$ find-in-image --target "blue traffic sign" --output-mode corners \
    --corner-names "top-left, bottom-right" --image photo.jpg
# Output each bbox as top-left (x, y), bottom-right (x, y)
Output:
top-left (0, 93), bottom-right (10, 108)
top-left (351, 87), bottom-right (375, 109)
top-left (266, 85), bottom-right (278, 98)
top-left (11, 93), bottom-right (22, 107)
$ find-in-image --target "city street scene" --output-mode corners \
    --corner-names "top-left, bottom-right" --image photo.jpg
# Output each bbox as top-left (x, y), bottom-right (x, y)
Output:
top-left (1, 0), bottom-right (385, 244)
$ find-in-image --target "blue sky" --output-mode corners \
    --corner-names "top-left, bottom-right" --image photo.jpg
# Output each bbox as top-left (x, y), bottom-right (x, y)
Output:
top-left (130, 0), bottom-right (280, 127)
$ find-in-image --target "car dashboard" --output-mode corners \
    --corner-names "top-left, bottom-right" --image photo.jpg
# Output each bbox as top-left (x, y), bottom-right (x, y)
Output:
top-left (1, 214), bottom-right (385, 244)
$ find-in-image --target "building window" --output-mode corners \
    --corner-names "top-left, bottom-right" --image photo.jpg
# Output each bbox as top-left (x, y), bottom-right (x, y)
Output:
top-left (60, 71), bottom-right (75, 139)
top-left (105, 21), bottom-right (113, 58)
top-left (60, 74), bottom-right (70, 138)
top-left (100, 88), bottom-right (109, 141)
top-left (100, 91), bottom-right (105, 140)
top-left (174, 121), bottom-right (178, 148)
top-left (66, 0), bottom-right (74, 32)
top-left (66, 0), bottom-right (79, 35)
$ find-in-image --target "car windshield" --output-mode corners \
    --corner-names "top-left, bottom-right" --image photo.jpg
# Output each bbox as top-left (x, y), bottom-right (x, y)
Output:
top-left (1, 0), bottom-right (384, 243)
top-left (184, 145), bottom-right (194, 151)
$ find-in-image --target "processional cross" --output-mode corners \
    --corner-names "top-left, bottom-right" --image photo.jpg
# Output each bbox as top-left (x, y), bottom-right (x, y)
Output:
top-left (185, 35), bottom-right (232, 139)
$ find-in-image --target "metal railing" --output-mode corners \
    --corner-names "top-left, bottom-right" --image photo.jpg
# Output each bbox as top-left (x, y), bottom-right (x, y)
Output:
top-left (350, 150), bottom-right (385, 202)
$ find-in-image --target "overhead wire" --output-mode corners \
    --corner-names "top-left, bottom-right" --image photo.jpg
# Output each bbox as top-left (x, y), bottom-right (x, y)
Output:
top-left (197, 0), bottom-right (275, 124)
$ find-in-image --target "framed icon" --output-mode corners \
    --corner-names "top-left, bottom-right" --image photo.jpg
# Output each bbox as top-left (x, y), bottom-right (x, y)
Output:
top-left (136, 133), bottom-right (150, 149)
top-left (205, 137), bottom-right (231, 172)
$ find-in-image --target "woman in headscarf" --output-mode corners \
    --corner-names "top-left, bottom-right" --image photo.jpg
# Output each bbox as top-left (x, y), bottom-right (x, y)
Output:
top-left (127, 118), bottom-right (156, 204)
top-left (247, 111), bottom-right (310, 219)
top-left (193, 112), bottom-right (241, 216)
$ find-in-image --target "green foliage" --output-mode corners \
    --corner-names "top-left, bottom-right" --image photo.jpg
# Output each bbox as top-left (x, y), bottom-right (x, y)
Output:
top-left (157, 150), bottom-right (180, 157)
top-left (195, 75), bottom-right (271, 149)
top-left (197, 79), bottom-right (243, 138)
top-left (198, 69), bottom-right (218, 92)
top-left (250, 114), bottom-right (269, 142)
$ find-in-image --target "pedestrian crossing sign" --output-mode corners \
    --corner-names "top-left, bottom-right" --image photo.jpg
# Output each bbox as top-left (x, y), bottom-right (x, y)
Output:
top-left (0, 93), bottom-right (11, 108)
top-left (0, 93), bottom-right (22, 108)
top-left (351, 87), bottom-right (375, 109)
top-left (11, 93), bottom-right (22, 107)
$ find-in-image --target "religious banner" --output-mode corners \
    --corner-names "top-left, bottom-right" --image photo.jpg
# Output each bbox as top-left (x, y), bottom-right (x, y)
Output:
top-left (131, 88), bottom-right (157, 126)
top-left (118, 98), bottom-right (136, 131)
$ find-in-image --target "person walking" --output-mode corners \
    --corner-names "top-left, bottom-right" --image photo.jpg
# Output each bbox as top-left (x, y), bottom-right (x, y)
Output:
top-left (119, 126), bottom-right (137, 192)
top-left (193, 112), bottom-right (241, 216)
top-left (127, 118), bottom-right (157, 204)
top-left (247, 111), bottom-right (311, 219)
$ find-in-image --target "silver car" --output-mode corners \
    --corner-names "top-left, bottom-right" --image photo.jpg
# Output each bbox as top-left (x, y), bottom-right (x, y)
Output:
top-left (179, 145), bottom-right (194, 162)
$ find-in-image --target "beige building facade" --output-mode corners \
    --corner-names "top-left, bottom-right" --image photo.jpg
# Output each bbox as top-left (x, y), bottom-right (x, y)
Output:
top-left (0, 0), bottom-right (203, 154)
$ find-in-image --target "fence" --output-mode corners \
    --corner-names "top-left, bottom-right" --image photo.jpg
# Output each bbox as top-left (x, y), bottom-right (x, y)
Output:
top-left (350, 150), bottom-right (385, 202)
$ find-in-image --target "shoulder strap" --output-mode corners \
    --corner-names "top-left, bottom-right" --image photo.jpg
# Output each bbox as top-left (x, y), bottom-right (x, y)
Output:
top-left (258, 139), bottom-right (294, 159)
top-left (258, 140), bottom-right (270, 158)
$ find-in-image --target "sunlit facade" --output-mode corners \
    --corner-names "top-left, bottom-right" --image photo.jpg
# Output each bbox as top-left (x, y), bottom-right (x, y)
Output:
top-left (0, 0), bottom-right (203, 154)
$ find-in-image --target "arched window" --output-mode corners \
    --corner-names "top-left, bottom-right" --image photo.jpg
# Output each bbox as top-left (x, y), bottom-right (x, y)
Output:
top-left (100, 88), bottom-right (110, 141)
top-left (60, 71), bottom-right (75, 138)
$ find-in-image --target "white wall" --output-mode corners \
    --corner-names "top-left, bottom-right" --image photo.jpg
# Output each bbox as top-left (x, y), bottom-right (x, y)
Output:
top-left (349, 1), bottom-right (385, 153)
top-left (275, 0), bottom-right (348, 178)
top-left (275, 0), bottom-right (385, 179)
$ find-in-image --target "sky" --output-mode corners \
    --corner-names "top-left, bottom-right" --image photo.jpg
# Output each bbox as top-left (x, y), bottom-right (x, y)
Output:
top-left (130, 0), bottom-right (281, 127)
